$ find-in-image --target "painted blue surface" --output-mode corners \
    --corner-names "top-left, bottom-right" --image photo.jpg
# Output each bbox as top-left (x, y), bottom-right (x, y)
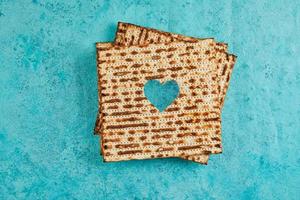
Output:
top-left (1, 0), bottom-right (300, 199)
top-left (144, 80), bottom-right (179, 112)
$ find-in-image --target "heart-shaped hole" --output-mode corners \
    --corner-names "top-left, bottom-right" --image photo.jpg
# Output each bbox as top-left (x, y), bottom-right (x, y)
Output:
top-left (144, 80), bottom-right (180, 112)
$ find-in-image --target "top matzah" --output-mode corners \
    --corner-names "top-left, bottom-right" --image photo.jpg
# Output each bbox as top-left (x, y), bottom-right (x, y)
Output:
top-left (98, 40), bottom-right (222, 162)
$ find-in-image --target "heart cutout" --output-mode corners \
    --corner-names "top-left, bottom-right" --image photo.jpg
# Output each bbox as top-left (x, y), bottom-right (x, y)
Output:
top-left (144, 80), bottom-right (179, 112)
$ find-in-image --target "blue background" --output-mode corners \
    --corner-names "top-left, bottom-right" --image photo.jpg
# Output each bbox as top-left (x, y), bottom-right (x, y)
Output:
top-left (1, 0), bottom-right (300, 199)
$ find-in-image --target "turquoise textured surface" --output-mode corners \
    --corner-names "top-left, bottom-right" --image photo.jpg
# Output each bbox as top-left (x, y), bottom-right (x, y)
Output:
top-left (1, 0), bottom-right (300, 199)
top-left (144, 80), bottom-right (179, 112)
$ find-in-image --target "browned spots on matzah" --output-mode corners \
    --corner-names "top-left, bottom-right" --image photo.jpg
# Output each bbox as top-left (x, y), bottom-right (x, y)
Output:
top-left (131, 63), bottom-right (143, 68)
top-left (152, 55), bottom-right (161, 60)
top-left (107, 105), bottom-right (118, 110)
top-left (143, 142), bottom-right (162, 146)
top-left (103, 138), bottom-right (121, 143)
top-left (178, 145), bottom-right (208, 151)
top-left (113, 71), bottom-right (131, 76)
top-left (110, 110), bottom-right (141, 116)
top-left (119, 77), bottom-right (139, 82)
top-left (117, 150), bottom-right (143, 155)
top-left (152, 134), bottom-right (172, 139)
top-left (145, 75), bottom-right (164, 80)
top-left (151, 127), bottom-right (177, 133)
top-left (134, 97), bottom-right (146, 101)
top-left (106, 123), bottom-right (148, 130)
top-left (115, 117), bottom-right (140, 122)
top-left (165, 107), bottom-right (180, 112)
top-left (115, 143), bottom-right (140, 149)
top-left (103, 99), bottom-right (121, 103)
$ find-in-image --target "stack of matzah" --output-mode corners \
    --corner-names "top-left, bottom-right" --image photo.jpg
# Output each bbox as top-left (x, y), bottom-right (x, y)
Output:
top-left (94, 22), bottom-right (236, 164)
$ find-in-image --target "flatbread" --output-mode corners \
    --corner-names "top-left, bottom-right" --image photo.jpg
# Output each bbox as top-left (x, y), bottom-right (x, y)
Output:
top-left (98, 40), bottom-right (222, 162)
top-left (94, 41), bottom-right (214, 163)
top-left (95, 23), bottom-right (236, 163)
top-left (95, 23), bottom-right (237, 163)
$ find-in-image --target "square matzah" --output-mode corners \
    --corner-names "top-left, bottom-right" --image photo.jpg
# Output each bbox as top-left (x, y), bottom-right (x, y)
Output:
top-left (98, 40), bottom-right (222, 162)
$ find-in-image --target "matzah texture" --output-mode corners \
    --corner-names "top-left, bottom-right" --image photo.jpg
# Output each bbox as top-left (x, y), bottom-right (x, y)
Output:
top-left (95, 43), bottom-right (210, 163)
top-left (98, 41), bottom-right (223, 162)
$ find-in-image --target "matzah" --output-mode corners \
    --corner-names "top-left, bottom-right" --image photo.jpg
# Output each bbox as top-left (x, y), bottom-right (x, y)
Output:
top-left (95, 23), bottom-right (236, 163)
top-left (98, 40), bottom-right (222, 162)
